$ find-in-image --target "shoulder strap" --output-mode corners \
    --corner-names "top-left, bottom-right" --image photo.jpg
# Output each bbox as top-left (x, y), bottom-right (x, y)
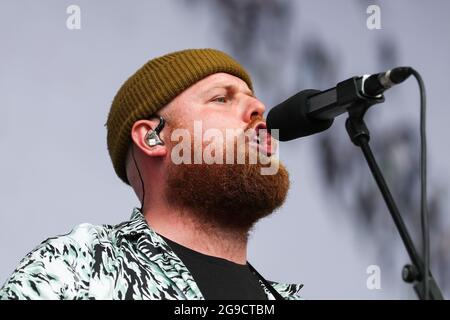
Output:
top-left (247, 262), bottom-right (284, 300)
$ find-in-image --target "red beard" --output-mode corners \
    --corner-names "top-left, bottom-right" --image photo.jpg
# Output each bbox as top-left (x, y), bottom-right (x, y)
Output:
top-left (164, 118), bottom-right (290, 234)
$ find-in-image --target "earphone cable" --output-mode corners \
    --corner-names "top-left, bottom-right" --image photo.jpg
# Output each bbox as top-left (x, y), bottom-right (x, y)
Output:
top-left (131, 145), bottom-right (146, 212)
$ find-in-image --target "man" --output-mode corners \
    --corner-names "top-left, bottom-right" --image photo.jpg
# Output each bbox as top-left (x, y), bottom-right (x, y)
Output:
top-left (0, 49), bottom-right (303, 300)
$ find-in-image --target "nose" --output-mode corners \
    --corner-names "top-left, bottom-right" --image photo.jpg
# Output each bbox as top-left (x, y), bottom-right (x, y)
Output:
top-left (241, 96), bottom-right (266, 123)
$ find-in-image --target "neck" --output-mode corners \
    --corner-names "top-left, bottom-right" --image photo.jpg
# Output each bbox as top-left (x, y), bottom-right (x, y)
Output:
top-left (142, 203), bottom-right (249, 265)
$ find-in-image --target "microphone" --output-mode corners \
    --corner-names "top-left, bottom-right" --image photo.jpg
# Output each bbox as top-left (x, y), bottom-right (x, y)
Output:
top-left (363, 67), bottom-right (412, 97)
top-left (267, 67), bottom-right (413, 141)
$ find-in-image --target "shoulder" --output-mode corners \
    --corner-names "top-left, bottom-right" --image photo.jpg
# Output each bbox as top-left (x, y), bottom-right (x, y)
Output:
top-left (50, 222), bottom-right (114, 250)
top-left (0, 222), bottom-right (114, 300)
top-left (31, 222), bottom-right (114, 265)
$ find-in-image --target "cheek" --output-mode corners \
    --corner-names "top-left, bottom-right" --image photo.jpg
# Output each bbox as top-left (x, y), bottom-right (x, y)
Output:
top-left (173, 102), bottom-right (243, 136)
top-left (200, 112), bottom-right (241, 132)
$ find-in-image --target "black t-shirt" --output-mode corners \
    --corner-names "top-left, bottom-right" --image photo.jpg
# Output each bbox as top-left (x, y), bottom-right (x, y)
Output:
top-left (158, 234), bottom-right (268, 300)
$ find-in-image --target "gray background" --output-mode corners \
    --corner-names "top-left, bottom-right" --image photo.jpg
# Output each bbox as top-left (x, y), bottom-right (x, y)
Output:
top-left (1, 0), bottom-right (449, 299)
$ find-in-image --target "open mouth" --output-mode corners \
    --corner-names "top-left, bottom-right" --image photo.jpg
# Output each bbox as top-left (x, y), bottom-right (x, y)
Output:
top-left (251, 122), bottom-right (273, 156)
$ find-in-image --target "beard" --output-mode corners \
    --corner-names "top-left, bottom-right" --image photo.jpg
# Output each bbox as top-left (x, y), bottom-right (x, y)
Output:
top-left (163, 121), bottom-right (290, 235)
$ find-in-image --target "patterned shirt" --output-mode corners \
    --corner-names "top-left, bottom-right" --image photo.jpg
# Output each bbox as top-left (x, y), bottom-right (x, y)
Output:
top-left (0, 208), bottom-right (303, 300)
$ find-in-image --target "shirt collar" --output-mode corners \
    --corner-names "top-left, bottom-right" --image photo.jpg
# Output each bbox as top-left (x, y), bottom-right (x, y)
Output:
top-left (113, 207), bottom-right (151, 238)
top-left (112, 207), bottom-right (177, 256)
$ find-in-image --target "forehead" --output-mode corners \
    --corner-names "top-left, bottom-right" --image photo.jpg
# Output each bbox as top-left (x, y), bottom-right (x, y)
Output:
top-left (186, 72), bottom-right (252, 95)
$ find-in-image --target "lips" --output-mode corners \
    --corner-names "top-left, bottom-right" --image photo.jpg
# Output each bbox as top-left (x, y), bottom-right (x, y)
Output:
top-left (251, 122), bottom-right (273, 157)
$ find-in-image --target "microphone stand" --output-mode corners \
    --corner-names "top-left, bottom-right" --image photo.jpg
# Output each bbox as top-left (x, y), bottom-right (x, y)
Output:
top-left (336, 77), bottom-right (443, 300)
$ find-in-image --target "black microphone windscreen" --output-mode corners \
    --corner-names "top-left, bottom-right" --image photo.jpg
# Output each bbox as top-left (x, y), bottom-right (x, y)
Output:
top-left (267, 89), bottom-right (334, 141)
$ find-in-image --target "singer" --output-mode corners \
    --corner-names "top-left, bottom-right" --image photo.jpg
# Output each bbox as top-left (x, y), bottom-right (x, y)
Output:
top-left (0, 49), bottom-right (302, 300)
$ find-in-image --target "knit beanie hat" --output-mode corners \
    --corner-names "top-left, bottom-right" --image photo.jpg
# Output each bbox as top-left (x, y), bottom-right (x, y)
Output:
top-left (106, 48), bottom-right (253, 185)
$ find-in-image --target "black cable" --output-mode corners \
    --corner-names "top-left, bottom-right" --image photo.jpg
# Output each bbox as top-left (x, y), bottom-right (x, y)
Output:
top-left (131, 145), bottom-right (146, 213)
top-left (411, 69), bottom-right (429, 300)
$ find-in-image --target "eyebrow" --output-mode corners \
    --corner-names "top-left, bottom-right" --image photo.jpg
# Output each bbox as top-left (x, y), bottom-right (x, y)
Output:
top-left (203, 84), bottom-right (254, 98)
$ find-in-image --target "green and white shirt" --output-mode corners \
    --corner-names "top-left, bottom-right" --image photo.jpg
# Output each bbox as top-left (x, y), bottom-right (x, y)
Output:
top-left (0, 208), bottom-right (303, 300)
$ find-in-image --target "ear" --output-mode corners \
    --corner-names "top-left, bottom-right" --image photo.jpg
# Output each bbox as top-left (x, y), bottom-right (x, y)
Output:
top-left (131, 119), bottom-right (168, 158)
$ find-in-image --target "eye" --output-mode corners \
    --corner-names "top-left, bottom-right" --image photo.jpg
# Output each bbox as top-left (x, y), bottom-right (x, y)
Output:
top-left (212, 96), bottom-right (228, 104)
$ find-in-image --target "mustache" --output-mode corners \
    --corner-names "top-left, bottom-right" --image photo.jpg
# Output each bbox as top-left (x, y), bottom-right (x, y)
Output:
top-left (245, 115), bottom-right (265, 131)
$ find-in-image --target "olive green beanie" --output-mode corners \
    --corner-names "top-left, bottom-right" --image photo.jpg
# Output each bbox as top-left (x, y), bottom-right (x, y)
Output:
top-left (106, 48), bottom-right (253, 185)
